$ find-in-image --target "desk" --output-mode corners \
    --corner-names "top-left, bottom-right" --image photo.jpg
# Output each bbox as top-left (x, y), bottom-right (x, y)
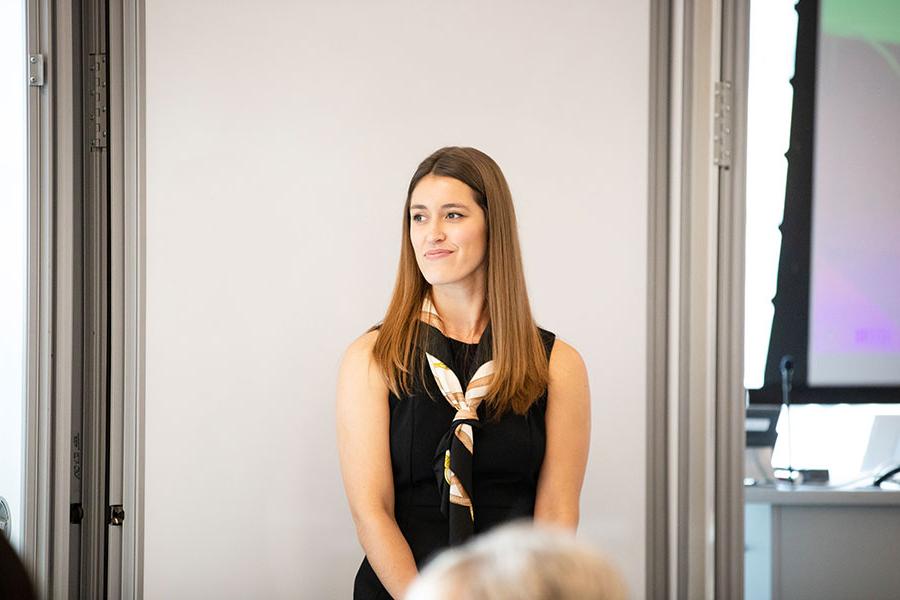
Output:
top-left (745, 486), bottom-right (900, 600)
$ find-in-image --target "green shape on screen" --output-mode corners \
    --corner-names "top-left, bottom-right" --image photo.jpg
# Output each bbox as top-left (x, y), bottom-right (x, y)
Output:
top-left (821, 0), bottom-right (900, 45)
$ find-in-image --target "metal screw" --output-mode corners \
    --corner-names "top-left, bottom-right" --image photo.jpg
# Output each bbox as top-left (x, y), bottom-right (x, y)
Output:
top-left (29, 76), bottom-right (36, 83)
top-left (30, 56), bottom-right (37, 63)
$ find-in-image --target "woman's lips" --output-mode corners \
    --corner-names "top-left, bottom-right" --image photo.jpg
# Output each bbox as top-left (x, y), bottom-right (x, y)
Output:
top-left (425, 250), bottom-right (453, 259)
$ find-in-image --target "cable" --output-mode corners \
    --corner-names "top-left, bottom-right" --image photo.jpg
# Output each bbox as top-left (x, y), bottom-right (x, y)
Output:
top-left (873, 465), bottom-right (900, 488)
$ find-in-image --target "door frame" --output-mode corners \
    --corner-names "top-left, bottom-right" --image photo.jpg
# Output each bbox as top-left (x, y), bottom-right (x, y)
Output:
top-left (653, 0), bottom-right (749, 598)
top-left (23, 0), bottom-right (79, 596)
top-left (109, 0), bottom-right (146, 596)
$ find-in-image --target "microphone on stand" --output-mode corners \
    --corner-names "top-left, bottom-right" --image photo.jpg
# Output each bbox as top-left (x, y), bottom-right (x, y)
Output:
top-left (780, 355), bottom-right (797, 484)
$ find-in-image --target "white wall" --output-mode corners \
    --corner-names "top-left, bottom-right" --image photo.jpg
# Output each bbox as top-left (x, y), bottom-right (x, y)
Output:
top-left (0, 0), bottom-right (27, 551)
top-left (144, 1), bottom-right (649, 597)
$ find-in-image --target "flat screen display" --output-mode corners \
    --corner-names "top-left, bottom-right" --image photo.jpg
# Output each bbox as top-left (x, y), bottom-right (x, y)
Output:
top-left (807, 1), bottom-right (900, 386)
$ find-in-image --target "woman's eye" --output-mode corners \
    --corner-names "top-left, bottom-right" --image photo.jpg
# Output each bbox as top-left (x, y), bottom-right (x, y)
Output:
top-left (447, 212), bottom-right (463, 220)
top-left (411, 214), bottom-right (425, 223)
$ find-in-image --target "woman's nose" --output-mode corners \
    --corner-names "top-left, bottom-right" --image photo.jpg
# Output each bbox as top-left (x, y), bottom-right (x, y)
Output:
top-left (426, 224), bottom-right (445, 243)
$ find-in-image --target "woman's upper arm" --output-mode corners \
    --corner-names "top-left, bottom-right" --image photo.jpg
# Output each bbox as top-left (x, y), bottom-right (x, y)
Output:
top-left (533, 337), bottom-right (591, 529)
top-left (336, 331), bottom-right (395, 524)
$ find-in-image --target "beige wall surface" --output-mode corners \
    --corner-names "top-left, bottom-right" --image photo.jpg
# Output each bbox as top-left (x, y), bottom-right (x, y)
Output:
top-left (144, 1), bottom-right (649, 597)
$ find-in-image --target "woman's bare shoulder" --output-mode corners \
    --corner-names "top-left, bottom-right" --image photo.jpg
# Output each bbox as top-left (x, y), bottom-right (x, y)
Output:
top-left (548, 337), bottom-right (587, 380)
top-left (345, 329), bottom-right (380, 357)
top-left (339, 329), bottom-right (384, 385)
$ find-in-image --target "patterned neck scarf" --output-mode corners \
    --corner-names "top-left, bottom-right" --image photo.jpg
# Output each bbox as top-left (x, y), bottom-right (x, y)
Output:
top-left (419, 294), bottom-right (494, 546)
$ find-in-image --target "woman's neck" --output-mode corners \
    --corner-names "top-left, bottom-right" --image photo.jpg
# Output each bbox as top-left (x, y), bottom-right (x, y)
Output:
top-left (429, 285), bottom-right (488, 343)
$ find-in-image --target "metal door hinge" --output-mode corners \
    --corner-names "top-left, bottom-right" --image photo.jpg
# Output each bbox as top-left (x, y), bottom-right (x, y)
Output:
top-left (89, 53), bottom-right (108, 150)
top-left (713, 80), bottom-right (733, 169)
top-left (108, 505), bottom-right (125, 526)
top-left (28, 54), bottom-right (44, 86)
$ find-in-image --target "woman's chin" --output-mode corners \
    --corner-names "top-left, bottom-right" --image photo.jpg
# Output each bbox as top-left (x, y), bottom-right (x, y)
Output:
top-left (423, 272), bottom-right (456, 287)
top-left (421, 266), bottom-right (486, 289)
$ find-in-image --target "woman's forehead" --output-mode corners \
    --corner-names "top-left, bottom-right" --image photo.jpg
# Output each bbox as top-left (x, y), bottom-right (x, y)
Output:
top-left (410, 175), bottom-right (478, 208)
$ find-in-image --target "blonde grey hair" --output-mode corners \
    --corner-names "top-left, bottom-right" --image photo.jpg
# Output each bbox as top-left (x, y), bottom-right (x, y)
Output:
top-left (405, 521), bottom-right (628, 600)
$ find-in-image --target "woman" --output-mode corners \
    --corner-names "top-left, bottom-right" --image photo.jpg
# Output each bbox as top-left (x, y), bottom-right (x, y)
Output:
top-left (336, 146), bottom-right (590, 599)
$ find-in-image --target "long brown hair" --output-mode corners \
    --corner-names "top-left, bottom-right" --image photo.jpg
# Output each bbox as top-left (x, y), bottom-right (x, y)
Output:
top-left (371, 146), bottom-right (549, 419)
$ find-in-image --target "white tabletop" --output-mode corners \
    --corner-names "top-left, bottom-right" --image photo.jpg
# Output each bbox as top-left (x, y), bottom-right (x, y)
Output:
top-left (745, 484), bottom-right (900, 505)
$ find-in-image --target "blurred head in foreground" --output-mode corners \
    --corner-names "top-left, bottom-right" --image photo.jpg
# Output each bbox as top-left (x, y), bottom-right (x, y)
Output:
top-left (406, 522), bottom-right (628, 600)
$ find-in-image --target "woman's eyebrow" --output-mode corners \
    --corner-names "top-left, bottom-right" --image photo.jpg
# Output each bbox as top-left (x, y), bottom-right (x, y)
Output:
top-left (409, 203), bottom-right (469, 210)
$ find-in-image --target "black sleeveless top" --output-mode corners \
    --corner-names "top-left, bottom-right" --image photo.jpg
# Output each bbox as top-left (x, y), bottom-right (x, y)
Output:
top-left (353, 328), bottom-right (557, 599)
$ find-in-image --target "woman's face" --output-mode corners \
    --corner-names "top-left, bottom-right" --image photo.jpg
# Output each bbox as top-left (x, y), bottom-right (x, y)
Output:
top-left (409, 174), bottom-right (488, 288)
